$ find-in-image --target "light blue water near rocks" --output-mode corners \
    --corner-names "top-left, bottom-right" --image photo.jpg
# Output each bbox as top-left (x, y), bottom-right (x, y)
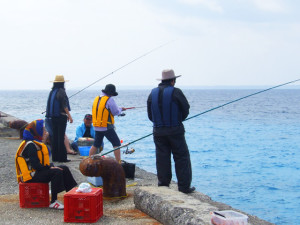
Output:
top-left (1, 88), bottom-right (300, 225)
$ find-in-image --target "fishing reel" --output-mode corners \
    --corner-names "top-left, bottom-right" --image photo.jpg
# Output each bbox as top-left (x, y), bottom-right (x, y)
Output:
top-left (123, 146), bottom-right (135, 154)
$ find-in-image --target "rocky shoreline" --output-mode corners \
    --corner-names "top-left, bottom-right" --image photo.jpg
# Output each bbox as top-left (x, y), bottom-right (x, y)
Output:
top-left (0, 111), bottom-right (274, 225)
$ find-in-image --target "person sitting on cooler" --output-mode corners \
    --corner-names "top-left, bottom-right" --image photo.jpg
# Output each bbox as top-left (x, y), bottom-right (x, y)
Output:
top-left (71, 114), bottom-right (103, 152)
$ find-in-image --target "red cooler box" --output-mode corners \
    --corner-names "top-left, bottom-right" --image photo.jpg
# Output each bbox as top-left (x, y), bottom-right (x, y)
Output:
top-left (19, 182), bottom-right (50, 208)
top-left (64, 187), bottom-right (103, 223)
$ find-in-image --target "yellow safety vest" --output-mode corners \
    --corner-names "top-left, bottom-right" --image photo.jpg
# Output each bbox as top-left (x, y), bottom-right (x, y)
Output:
top-left (92, 95), bottom-right (115, 128)
top-left (15, 140), bottom-right (50, 183)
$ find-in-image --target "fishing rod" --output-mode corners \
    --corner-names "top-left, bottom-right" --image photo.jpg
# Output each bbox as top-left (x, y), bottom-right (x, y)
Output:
top-left (97, 133), bottom-right (153, 157)
top-left (117, 106), bottom-right (147, 117)
top-left (98, 78), bottom-right (300, 157)
top-left (68, 41), bottom-right (174, 99)
top-left (41, 41), bottom-right (173, 114)
top-left (185, 78), bottom-right (300, 121)
top-left (124, 106), bottom-right (147, 110)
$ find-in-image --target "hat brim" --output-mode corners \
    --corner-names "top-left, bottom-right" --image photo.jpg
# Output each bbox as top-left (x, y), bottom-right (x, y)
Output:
top-left (49, 80), bottom-right (69, 83)
top-left (102, 89), bottom-right (118, 96)
top-left (156, 75), bottom-right (181, 81)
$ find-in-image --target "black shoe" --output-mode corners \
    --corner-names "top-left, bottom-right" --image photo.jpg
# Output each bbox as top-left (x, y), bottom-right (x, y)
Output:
top-left (179, 186), bottom-right (195, 194)
top-left (158, 181), bottom-right (169, 187)
top-left (158, 184), bottom-right (169, 187)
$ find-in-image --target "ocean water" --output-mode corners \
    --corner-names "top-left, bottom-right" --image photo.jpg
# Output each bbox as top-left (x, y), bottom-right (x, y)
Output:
top-left (1, 88), bottom-right (300, 225)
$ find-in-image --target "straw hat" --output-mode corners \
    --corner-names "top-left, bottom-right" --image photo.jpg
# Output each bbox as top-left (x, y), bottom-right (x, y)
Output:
top-left (157, 69), bottom-right (181, 81)
top-left (50, 75), bottom-right (69, 83)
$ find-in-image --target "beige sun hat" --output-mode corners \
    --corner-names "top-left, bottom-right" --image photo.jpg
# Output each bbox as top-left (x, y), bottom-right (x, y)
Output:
top-left (157, 69), bottom-right (181, 80)
top-left (50, 75), bottom-right (69, 83)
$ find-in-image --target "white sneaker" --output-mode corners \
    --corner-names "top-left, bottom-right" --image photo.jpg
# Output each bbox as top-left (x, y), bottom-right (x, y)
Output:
top-left (49, 200), bottom-right (64, 210)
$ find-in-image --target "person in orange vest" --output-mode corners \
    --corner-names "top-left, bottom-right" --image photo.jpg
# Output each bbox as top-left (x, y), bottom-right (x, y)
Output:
top-left (89, 84), bottom-right (126, 163)
top-left (15, 119), bottom-right (77, 209)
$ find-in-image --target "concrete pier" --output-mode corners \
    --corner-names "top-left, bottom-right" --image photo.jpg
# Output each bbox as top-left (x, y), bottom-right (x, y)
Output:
top-left (134, 186), bottom-right (274, 225)
top-left (135, 186), bottom-right (215, 225)
top-left (0, 111), bottom-right (274, 225)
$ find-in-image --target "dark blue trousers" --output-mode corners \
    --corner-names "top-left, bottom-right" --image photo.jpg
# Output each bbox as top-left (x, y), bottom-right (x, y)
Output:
top-left (154, 133), bottom-right (192, 191)
top-left (51, 115), bottom-right (67, 162)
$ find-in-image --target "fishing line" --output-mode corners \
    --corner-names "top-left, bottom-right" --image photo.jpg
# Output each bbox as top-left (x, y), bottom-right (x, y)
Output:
top-left (41, 40), bottom-right (173, 114)
top-left (99, 78), bottom-right (300, 157)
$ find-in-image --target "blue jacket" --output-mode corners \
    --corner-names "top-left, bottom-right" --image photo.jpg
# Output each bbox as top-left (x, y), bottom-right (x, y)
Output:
top-left (73, 123), bottom-right (95, 144)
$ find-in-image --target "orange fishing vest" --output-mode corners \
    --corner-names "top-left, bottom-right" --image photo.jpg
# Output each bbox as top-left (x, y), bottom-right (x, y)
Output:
top-left (15, 140), bottom-right (50, 183)
top-left (92, 96), bottom-right (115, 128)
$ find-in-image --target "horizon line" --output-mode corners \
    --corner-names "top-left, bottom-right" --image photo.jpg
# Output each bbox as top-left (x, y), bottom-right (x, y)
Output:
top-left (0, 84), bottom-right (299, 91)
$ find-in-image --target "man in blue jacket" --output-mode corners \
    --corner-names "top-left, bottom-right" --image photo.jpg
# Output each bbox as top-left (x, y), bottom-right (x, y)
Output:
top-left (147, 69), bottom-right (195, 194)
top-left (71, 114), bottom-right (95, 152)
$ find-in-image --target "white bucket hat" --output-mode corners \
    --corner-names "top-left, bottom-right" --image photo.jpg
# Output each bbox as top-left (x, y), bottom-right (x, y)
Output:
top-left (50, 75), bottom-right (69, 83)
top-left (157, 69), bottom-right (181, 81)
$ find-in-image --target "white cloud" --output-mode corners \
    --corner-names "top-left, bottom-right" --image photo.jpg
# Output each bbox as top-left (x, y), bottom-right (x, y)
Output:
top-left (178, 0), bottom-right (223, 12)
top-left (251, 0), bottom-right (287, 13)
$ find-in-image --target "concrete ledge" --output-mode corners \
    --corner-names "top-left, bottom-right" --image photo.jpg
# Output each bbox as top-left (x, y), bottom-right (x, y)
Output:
top-left (134, 186), bottom-right (218, 225)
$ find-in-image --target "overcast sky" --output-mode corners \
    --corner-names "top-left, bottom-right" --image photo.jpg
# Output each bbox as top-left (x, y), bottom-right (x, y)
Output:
top-left (0, 0), bottom-right (300, 90)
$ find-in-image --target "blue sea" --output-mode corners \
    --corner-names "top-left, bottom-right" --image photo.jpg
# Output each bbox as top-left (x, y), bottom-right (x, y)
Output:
top-left (1, 88), bottom-right (300, 225)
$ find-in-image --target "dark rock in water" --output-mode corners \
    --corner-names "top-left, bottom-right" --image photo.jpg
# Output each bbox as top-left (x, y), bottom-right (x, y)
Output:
top-left (79, 156), bottom-right (126, 198)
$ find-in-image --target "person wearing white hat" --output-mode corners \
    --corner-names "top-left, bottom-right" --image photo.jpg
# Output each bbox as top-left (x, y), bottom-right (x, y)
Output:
top-left (46, 75), bottom-right (73, 162)
top-left (147, 69), bottom-right (195, 194)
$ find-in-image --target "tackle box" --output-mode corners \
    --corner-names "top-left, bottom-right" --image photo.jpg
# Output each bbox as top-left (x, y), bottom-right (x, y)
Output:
top-left (211, 210), bottom-right (248, 225)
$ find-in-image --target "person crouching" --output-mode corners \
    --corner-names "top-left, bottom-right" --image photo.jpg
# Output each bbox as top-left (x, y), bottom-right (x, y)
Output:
top-left (15, 119), bottom-right (77, 209)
